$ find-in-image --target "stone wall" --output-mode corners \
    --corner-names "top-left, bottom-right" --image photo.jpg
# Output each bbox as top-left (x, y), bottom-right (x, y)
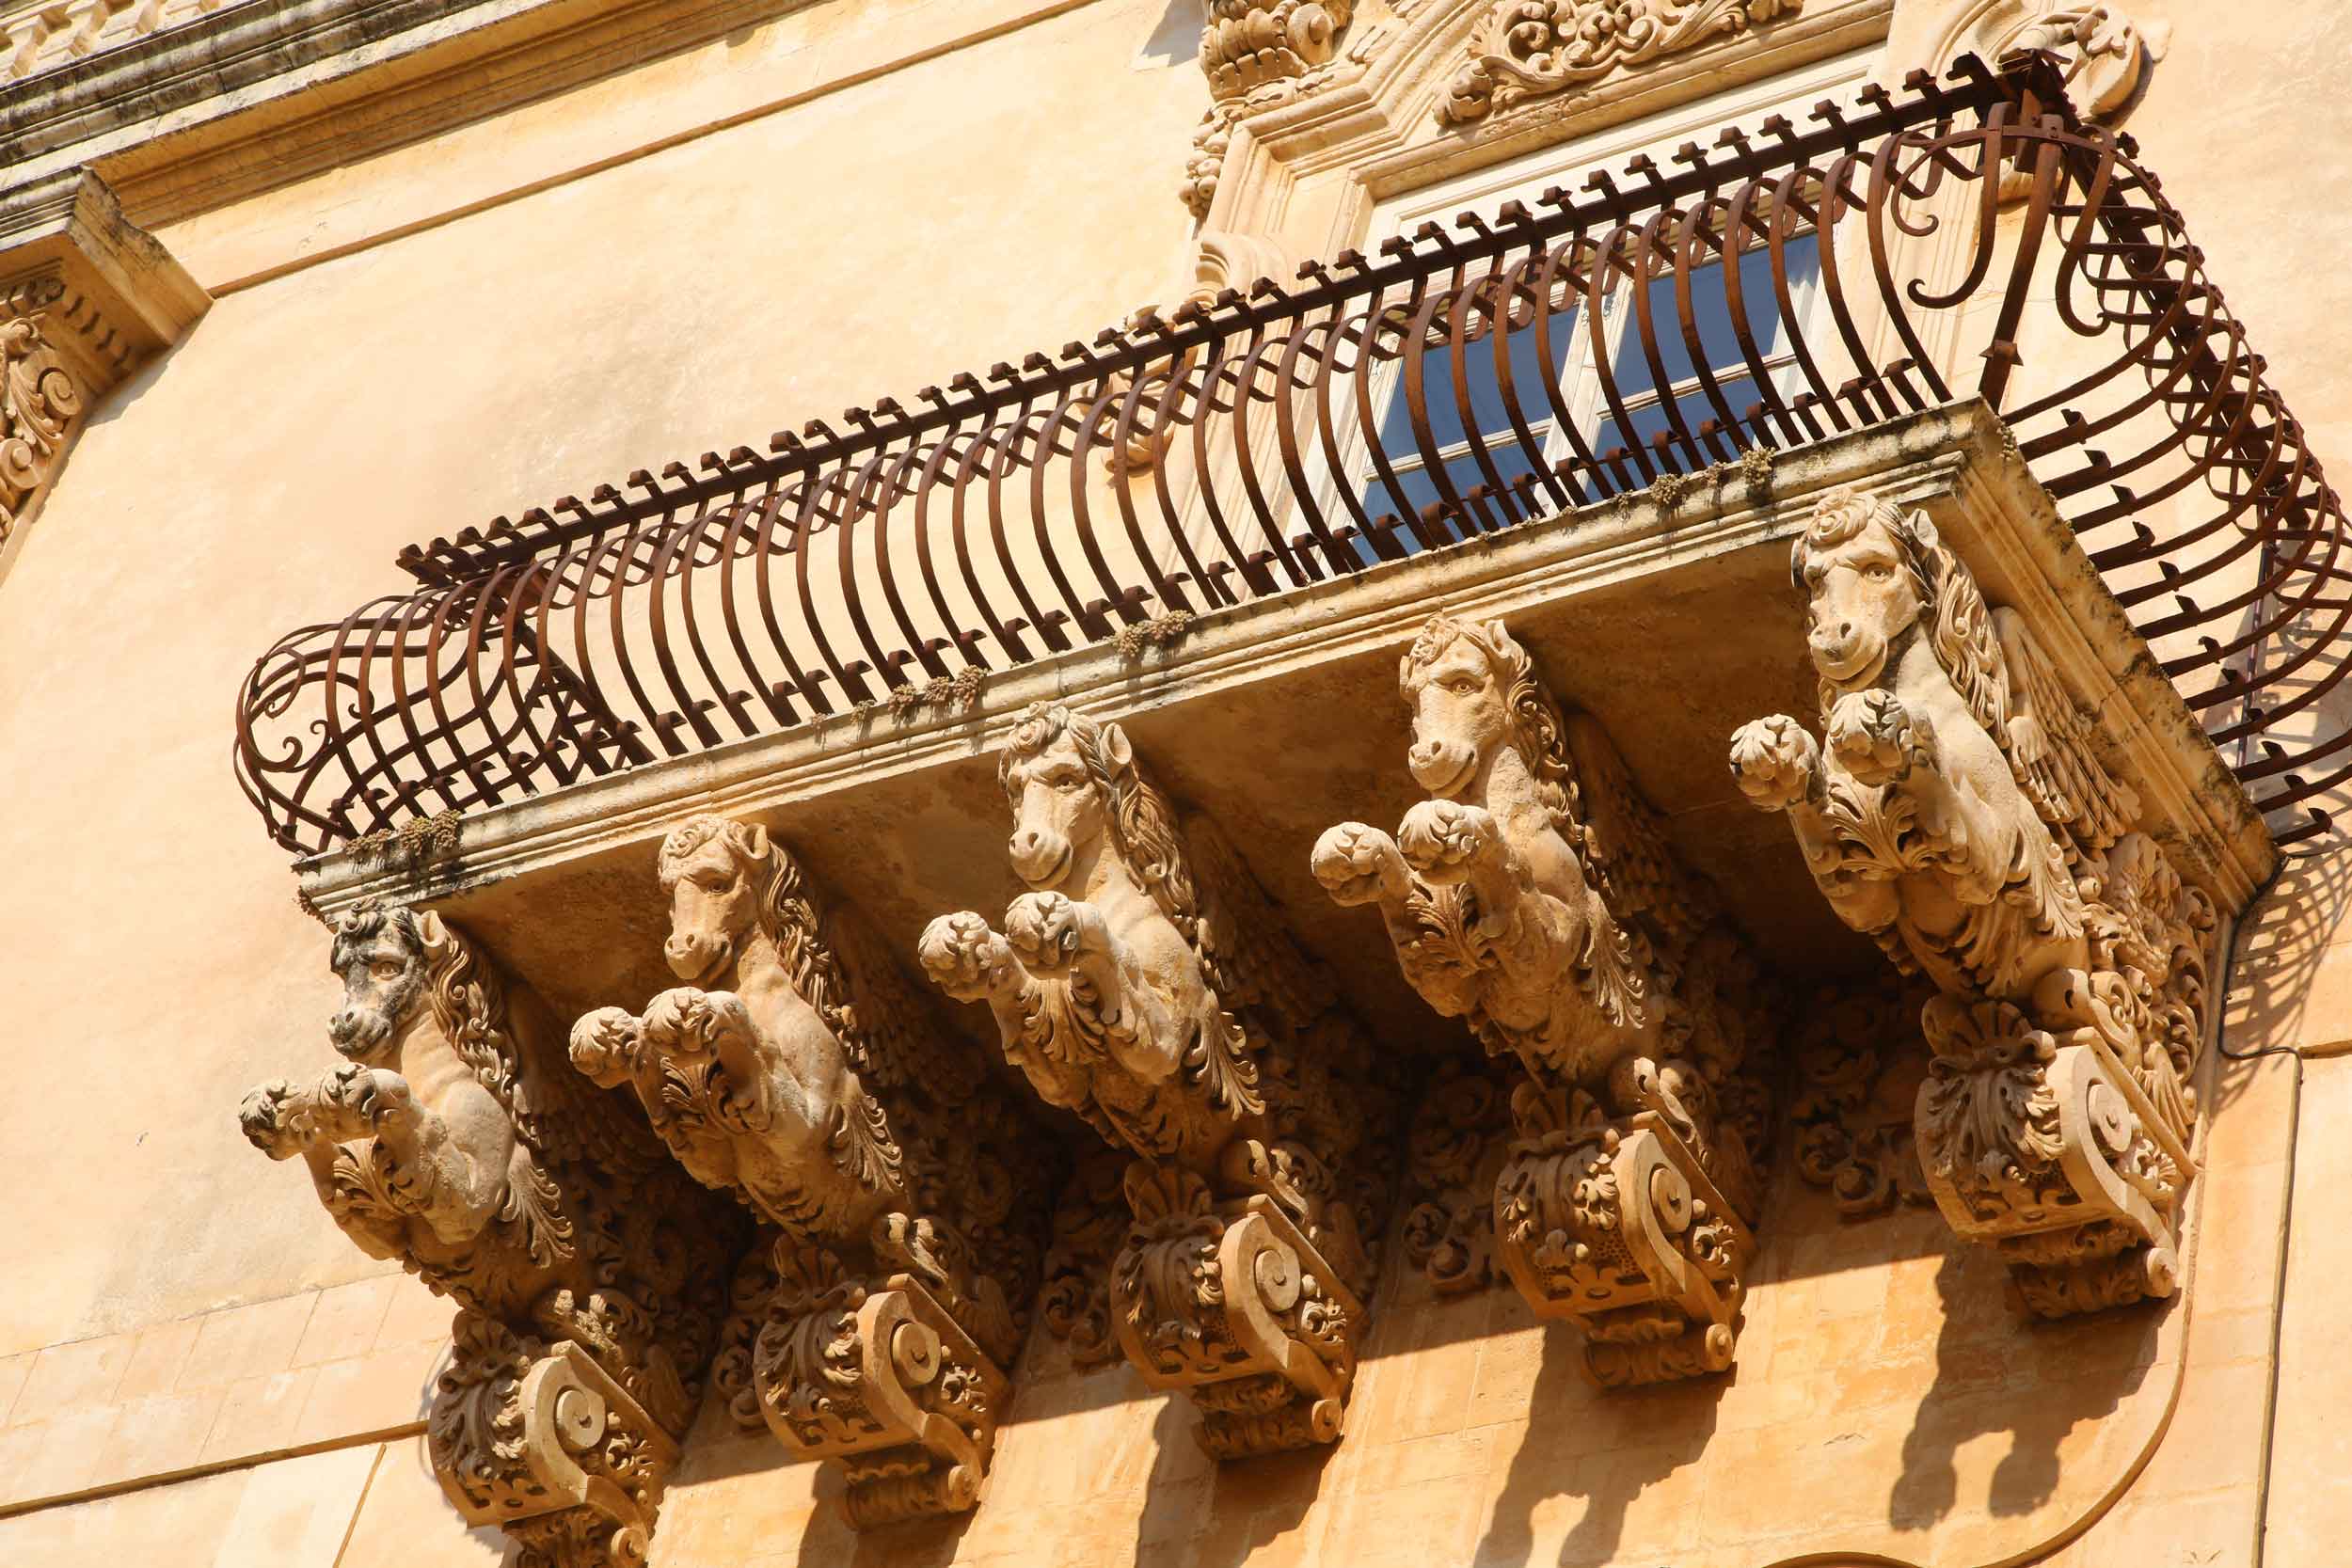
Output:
top-left (4, 1), bottom-right (2352, 1563)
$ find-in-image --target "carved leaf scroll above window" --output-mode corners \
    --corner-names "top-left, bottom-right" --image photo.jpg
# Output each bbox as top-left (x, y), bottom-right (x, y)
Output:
top-left (1439, 0), bottom-right (1802, 126)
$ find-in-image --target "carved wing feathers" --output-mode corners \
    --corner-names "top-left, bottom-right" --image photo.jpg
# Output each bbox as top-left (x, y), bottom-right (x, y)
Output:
top-left (1180, 809), bottom-right (1336, 1035)
top-left (821, 904), bottom-right (988, 1107)
top-left (1992, 608), bottom-right (2138, 857)
top-left (1562, 712), bottom-right (1719, 961)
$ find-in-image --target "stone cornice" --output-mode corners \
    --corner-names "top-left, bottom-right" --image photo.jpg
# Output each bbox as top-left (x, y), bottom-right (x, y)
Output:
top-left (1, 0), bottom-right (828, 229)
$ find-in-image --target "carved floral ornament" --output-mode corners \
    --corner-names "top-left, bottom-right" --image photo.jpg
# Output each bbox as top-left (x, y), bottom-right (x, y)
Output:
top-left (1439, 0), bottom-right (1802, 125)
top-left (0, 295), bottom-right (83, 548)
top-left (1948, 1), bottom-right (2167, 122)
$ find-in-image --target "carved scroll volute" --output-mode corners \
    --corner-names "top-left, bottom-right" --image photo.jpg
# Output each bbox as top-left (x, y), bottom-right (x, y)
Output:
top-left (1313, 610), bottom-right (1776, 1382)
top-left (432, 1318), bottom-right (678, 1568)
top-left (1730, 488), bottom-right (2213, 1320)
top-left (571, 816), bottom-right (1051, 1528)
top-left (1494, 1090), bottom-right (1755, 1387)
top-left (1111, 1167), bottom-right (1361, 1459)
top-left (919, 704), bottom-right (1389, 1456)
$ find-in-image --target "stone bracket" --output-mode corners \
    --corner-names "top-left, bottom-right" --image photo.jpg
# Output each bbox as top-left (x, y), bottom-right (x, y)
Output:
top-left (437, 1338), bottom-right (678, 1568)
top-left (1113, 1180), bottom-right (1364, 1461)
top-left (1495, 1111), bottom-right (1756, 1387)
top-left (755, 1275), bottom-right (1010, 1529)
top-left (1915, 1002), bottom-right (2190, 1319)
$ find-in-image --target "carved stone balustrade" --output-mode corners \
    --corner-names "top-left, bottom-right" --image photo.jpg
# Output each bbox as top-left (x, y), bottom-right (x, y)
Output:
top-left (237, 905), bottom-right (743, 1567)
top-left (568, 817), bottom-right (1053, 1528)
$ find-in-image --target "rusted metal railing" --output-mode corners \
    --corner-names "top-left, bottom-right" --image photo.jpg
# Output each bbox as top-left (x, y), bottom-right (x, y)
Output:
top-left (234, 54), bottom-right (2350, 855)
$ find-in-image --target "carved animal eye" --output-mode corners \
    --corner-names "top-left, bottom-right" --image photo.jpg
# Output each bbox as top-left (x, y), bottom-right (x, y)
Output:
top-left (1866, 563), bottom-right (1895, 581)
top-left (371, 960), bottom-right (404, 982)
top-left (1444, 675), bottom-right (1481, 694)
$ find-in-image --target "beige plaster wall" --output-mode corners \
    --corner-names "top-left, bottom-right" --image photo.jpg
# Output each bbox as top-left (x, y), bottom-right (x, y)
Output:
top-left (6, 0), bottom-right (2352, 1562)
top-left (0, 0), bottom-right (1197, 1360)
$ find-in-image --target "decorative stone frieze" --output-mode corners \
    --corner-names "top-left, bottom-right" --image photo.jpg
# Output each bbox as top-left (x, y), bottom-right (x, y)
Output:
top-left (1313, 610), bottom-right (1776, 1384)
top-left (571, 816), bottom-right (1051, 1527)
top-left (0, 167), bottom-right (205, 549)
top-left (1184, 1), bottom-right (1357, 218)
top-left (1438, 0), bottom-right (1803, 126)
top-left (1730, 488), bottom-right (2215, 1318)
top-left (239, 904), bottom-right (740, 1566)
top-left (1398, 1056), bottom-right (1516, 1296)
top-left (919, 702), bottom-right (1391, 1455)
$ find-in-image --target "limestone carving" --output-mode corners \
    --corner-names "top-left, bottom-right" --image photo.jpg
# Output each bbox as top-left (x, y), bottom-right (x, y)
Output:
top-left (239, 905), bottom-right (738, 1566)
top-left (1945, 2), bottom-right (2166, 123)
top-left (1730, 489), bottom-right (2214, 1315)
top-left (0, 304), bottom-right (80, 546)
top-left (1312, 610), bottom-right (1774, 1382)
top-left (1399, 1056), bottom-right (1516, 1296)
top-left (920, 703), bottom-right (1389, 1454)
top-left (1184, 1), bottom-right (1356, 218)
top-left (1438, 0), bottom-right (1801, 126)
top-left (570, 816), bottom-right (1048, 1527)
top-left (1788, 979), bottom-right (1933, 1218)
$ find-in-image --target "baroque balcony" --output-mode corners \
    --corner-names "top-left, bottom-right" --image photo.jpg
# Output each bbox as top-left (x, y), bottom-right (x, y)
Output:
top-left (222, 49), bottom-right (2322, 1566)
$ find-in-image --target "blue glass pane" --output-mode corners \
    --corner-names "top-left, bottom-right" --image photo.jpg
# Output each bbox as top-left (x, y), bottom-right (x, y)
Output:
top-left (1374, 304), bottom-right (1578, 462)
top-left (1596, 375), bottom-right (1769, 469)
top-left (1613, 233), bottom-right (1821, 397)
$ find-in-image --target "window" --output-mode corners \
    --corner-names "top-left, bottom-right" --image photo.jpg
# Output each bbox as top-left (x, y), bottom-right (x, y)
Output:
top-left (1345, 51), bottom-right (1868, 553)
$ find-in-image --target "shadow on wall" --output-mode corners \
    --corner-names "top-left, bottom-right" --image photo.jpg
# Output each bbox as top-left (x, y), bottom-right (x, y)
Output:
top-left (1477, 1326), bottom-right (1720, 1568)
top-left (2218, 844), bottom-right (2352, 1077)
top-left (1133, 0), bottom-right (1202, 71)
top-left (1886, 1247), bottom-right (2152, 1533)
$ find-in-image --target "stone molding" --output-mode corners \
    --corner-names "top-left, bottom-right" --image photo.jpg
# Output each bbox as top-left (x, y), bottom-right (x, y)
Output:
top-left (1437, 0), bottom-right (1804, 127)
top-left (0, 166), bottom-right (204, 547)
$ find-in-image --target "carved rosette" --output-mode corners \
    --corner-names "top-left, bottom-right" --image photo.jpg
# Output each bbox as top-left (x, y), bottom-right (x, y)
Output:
top-left (1788, 980), bottom-right (1934, 1217)
top-left (747, 1246), bottom-right (1010, 1528)
top-left (1439, 0), bottom-right (1801, 127)
top-left (430, 1316), bottom-right (677, 1568)
top-left (1494, 1089), bottom-right (1753, 1386)
top-left (1111, 1166), bottom-right (1361, 1459)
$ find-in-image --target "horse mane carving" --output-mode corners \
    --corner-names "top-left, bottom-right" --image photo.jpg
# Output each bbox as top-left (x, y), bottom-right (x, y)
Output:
top-left (1001, 703), bottom-right (1200, 935)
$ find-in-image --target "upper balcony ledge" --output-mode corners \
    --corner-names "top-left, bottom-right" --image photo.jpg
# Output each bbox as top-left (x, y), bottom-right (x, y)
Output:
top-left (296, 400), bottom-right (2274, 1030)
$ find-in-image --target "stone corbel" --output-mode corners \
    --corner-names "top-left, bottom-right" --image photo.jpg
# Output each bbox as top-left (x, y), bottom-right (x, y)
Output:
top-left (0, 167), bottom-right (208, 548)
top-left (1915, 996), bottom-right (2188, 1317)
top-left (751, 1250), bottom-right (1011, 1528)
top-left (431, 1318), bottom-right (680, 1568)
top-left (1112, 1166), bottom-right (1362, 1460)
top-left (1495, 1090), bottom-right (1755, 1386)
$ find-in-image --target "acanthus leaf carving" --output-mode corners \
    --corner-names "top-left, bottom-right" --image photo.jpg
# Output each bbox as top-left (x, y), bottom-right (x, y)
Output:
top-left (240, 904), bottom-right (740, 1567)
top-left (1788, 978), bottom-right (1935, 1218)
top-left (1438, 0), bottom-right (1802, 127)
top-left (572, 816), bottom-right (1052, 1526)
top-left (920, 703), bottom-right (1393, 1454)
top-left (1314, 609), bottom-right (1777, 1379)
top-left (0, 303), bottom-right (82, 547)
top-left (1730, 487), bottom-right (2213, 1319)
top-left (1184, 1), bottom-right (1357, 218)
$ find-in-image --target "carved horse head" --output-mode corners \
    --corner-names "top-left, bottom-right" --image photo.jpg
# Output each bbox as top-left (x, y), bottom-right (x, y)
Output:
top-left (1791, 491), bottom-right (2010, 729)
top-left (328, 904), bottom-right (439, 1063)
top-left (999, 705), bottom-right (1197, 930)
top-left (1397, 613), bottom-right (1580, 829)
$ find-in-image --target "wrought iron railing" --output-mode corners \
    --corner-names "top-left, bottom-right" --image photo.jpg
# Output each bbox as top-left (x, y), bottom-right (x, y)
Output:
top-left (234, 54), bottom-right (2350, 855)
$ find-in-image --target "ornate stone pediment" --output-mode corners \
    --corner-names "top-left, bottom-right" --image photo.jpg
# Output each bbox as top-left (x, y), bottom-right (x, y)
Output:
top-left (920, 703), bottom-right (1394, 1455)
top-left (238, 904), bottom-right (741, 1566)
top-left (570, 816), bottom-right (1052, 1528)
